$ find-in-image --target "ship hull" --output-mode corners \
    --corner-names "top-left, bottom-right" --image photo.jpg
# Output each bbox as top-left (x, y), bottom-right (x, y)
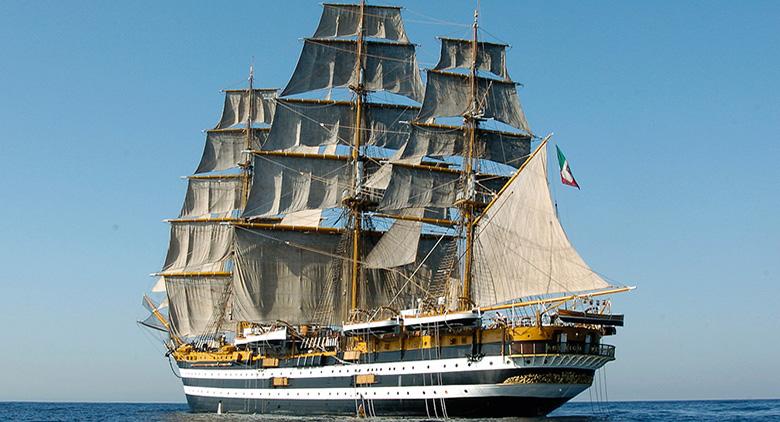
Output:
top-left (177, 349), bottom-right (610, 417)
top-left (185, 388), bottom-right (575, 417)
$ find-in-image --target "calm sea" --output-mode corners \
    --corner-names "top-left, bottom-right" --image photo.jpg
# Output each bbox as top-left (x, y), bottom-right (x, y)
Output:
top-left (0, 400), bottom-right (778, 421)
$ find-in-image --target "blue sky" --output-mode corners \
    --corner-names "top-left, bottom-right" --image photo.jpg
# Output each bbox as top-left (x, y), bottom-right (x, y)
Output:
top-left (0, 0), bottom-right (778, 402)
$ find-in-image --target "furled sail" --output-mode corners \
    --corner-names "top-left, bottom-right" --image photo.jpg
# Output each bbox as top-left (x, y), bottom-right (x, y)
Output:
top-left (281, 39), bottom-right (423, 102)
top-left (232, 228), bottom-right (342, 324)
top-left (471, 145), bottom-right (609, 304)
top-left (242, 155), bottom-right (351, 218)
top-left (314, 4), bottom-right (409, 42)
top-left (214, 89), bottom-right (277, 129)
top-left (179, 176), bottom-right (243, 218)
top-left (194, 129), bottom-right (269, 174)
top-left (398, 123), bottom-right (531, 167)
top-left (166, 276), bottom-right (230, 338)
top-left (263, 99), bottom-right (418, 152)
top-left (161, 222), bottom-right (233, 273)
top-left (434, 38), bottom-right (509, 80)
top-left (418, 70), bottom-right (530, 133)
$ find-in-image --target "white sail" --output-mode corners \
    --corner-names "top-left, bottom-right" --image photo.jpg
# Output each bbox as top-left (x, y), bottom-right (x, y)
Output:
top-left (242, 155), bottom-right (351, 218)
top-left (161, 222), bottom-right (233, 273)
top-left (214, 89), bottom-right (277, 129)
top-left (398, 123), bottom-right (531, 167)
top-left (418, 70), bottom-right (530, 133)
top-left (376, 165), bottom-right (460, 211)
top-left (314, 4), bottom-right (409, 42)
top-left (194, 129), bottom-right (268, 174)
top-left (281, 39), bottom-right (423, 102)
top-left (232, 229), bottom-right (343, 324)
top-left (281, 209), bottom-right (323, 226)
top-left (166, 276), bottom-right (230, 338)
top-left (364, 209), bottom-right (423, 269)
top-left (179, 177), bottom-right (242, 218)
top-left (471, 145), bottom-right (609, 304)
top-left (434, 38), bottom-right (509, 80)
top-left (262, 100), bottom-right (417, 152)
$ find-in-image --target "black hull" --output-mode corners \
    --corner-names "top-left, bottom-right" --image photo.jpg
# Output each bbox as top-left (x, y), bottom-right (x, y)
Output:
top-left (176, 343), bottom-right (612, 417)
top-left (185, 394), bottom-right (570, 417)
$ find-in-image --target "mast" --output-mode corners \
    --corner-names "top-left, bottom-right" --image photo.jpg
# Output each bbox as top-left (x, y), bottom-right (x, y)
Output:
top-left (241, 65), bottom-right (255, 210)
top-left (460, 9), bottom-right (480, 310)
top-left (349, 0), bottom-right (367, 314)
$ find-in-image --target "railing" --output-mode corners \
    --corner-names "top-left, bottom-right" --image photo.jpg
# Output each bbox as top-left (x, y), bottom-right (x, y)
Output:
top-left (511, 341), bottom-right (615, 358)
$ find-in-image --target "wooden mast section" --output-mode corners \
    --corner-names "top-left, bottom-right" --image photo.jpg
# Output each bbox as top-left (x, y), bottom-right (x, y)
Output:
top-left (240, 65), bottom-right (255, 210)
top-left (349, 0), bottom-right (367, 314)
top-left (459, 9), bottom-right (480, 310)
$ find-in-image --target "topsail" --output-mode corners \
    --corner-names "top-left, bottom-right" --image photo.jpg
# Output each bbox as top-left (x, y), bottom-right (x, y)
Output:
top-left (282, 39), bottom-right (423, 102)
top-left (314, 4), bottom-right (409, 42)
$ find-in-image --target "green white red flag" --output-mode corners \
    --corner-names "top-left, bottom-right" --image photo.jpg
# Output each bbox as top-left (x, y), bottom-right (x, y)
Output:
top-left (555, 145), bottom-right (580, 189)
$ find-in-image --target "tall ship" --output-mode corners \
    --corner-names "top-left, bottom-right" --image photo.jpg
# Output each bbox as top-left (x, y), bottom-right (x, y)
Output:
top-left (140, 2), bottom-right (632, 417)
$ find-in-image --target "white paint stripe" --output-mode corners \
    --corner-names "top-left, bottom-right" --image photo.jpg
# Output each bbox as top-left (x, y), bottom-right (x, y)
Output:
top-left (179, 354), bottom-right (611, 381)
top-left (183, 382), bottom-right (589, 401)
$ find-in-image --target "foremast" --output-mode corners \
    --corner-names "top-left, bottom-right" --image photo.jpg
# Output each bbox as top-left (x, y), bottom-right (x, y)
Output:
top-left (240, 65), bottom-right (255, 209)
top-left (145, 67), bottom-right (278, 345)
top-left (348, 0), bottom-right (367, 314)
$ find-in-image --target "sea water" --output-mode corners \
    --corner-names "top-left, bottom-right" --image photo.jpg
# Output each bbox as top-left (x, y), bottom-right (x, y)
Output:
top-left (0, 400), bottom-right (778, 421)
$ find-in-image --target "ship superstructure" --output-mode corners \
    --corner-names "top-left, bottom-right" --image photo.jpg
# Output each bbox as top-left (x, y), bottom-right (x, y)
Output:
top-left (140, 2), bottom-right (631, 417)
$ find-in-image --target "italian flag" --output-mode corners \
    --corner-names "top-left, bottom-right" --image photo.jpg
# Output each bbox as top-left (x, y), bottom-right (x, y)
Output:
top-left (556, 145), bottom-right (580, 189)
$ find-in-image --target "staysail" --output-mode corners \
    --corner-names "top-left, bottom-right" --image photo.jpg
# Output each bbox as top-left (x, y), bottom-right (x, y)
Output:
top-left (471, 143), bottom-right (610, 305)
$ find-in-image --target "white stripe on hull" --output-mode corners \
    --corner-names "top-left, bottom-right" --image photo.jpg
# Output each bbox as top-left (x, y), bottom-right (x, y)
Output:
top-left (179, 354), bottom-right (611, 380)
top-left (183, 382), bottom-right (590, 401)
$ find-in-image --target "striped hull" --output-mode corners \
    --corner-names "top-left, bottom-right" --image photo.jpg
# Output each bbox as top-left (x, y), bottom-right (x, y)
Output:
top-left (177, 346), bottom-right (612, 417)
top-left (185, 386), bottom-right (576, 417)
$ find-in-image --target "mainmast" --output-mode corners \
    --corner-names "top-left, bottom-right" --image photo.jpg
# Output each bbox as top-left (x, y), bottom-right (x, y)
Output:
top-left (236, 2), bottom-right (424, 324)
top-left (460, 9), bottom-right (480, 310)
top-left (349, 0), bottom-right (367, 314)
top-left (241, 65), bottom-right (255, 210)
